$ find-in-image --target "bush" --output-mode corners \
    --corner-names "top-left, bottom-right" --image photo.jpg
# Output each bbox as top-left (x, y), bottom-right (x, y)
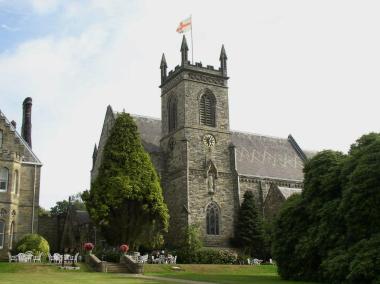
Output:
top-left (16, 234), bottom-right (49, 255)
top-left (178, 248), bottom-right (237, 264)
top-left (272, 133), bottom-right (380, 283)
top-left (321, 234), bottom-right (380, 284)
top-left (101, 250), bottom-right (121, 263)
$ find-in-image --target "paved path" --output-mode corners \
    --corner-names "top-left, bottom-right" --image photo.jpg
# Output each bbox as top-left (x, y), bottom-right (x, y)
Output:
top-left (121, 273), bottom-right (218, 284)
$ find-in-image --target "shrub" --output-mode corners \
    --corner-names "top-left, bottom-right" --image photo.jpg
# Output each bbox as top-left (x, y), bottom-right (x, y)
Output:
top-left (178, 248), bottom-right (237, 264)
top-left (102, 250), bottom-right (121, 263)
top-left (16, 234), bottom-right (49, 255)
top-left (176, 224), bottom-right (203, 263)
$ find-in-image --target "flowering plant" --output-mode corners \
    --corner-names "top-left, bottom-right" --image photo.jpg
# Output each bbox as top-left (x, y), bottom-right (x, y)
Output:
top-left (119, 244), bottom-right (129, 253)
top-left (83, 242), bottom-right (94, 252)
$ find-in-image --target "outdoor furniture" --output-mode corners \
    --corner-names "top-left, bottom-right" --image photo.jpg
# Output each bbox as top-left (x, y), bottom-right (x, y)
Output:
top-left (253, 258), bottom-right (263, 265)
top-left (8, 252), bottom-right (18, 263)
top-left (33, 253), bottom-right (42, 263)
top-left (48, 253), bottom-right (54, 263)
top-left (24, 252), bottom-right (33, 262)
top-left (64, 254), bottom-right (71, 262)
top-left (138, 254), bottom-right (148, 263)
top-left (53, 253), bottom-right (62, 264)
top-left (160, 255), bottom-right (167, 264)
top-left (17, 253), bottom-right (27, 263)
top-left (73, 252), bottom-right (79, 263)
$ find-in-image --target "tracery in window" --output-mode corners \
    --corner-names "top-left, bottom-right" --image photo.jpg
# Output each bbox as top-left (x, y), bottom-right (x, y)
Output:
top-left (206, 202), bottom-right (220, 235)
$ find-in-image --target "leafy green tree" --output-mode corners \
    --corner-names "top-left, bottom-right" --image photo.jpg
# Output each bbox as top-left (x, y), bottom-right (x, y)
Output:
top-left (272, 194), bottom-right (308, 280)
top-left (50, 193), bottom-right (86, 216)
top-left (273, 133), bottom-right (380, 283)
top-left (340, 133), bottom-right (380, 244)
top-left (82, 113), bottom-right (169, 250)
top-left (234, 191), bottom-right (265, 258)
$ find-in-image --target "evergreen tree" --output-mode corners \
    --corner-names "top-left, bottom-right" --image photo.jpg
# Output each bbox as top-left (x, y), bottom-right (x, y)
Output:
top-left (234, 191), bottom-right (265, 258)
top-left (82, 113), bottom-right (169, 250)
top-left (272, 133), bottom-right (380, 283)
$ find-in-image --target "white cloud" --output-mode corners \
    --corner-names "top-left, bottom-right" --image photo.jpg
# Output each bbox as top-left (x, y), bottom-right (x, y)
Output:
top-left (1, 0), bottom-right (380, 208)
top-left (29, 0), bottom-right (60, 14)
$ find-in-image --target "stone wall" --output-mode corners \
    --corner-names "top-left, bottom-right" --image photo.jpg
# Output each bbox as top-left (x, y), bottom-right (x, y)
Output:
top-left (0, 114), bottom-right (41, 259)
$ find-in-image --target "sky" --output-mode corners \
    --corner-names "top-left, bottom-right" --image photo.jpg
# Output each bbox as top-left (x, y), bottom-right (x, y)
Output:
top-left (1, 0), bottom-right (379, 209)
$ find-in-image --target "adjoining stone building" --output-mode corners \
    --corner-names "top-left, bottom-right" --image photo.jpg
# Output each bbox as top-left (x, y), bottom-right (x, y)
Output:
top-left (92, 36), bottom-right (312, 248)
top-left (0, 98), bottom-right (42, 259)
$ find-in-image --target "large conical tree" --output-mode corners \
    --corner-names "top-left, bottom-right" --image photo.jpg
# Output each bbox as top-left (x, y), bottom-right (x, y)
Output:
top-left (82, 113), bottom-right (169, 250)
top-left (234, 191), bottom-right (265, 257)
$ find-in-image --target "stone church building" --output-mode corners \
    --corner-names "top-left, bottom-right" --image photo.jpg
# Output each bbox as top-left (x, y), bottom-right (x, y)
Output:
top-left (0, 98), bottom-right (42, 259)
top-left (92, 36), bottom-right (312, 248)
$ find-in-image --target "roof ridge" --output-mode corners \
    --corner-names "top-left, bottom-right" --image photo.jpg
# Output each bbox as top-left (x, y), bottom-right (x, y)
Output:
top-left (231, 130), bottom-right (287, 141)
top-left (0, 109), bottom-right (41, 165)
top-left (113, 110), bottom-right (161, 121)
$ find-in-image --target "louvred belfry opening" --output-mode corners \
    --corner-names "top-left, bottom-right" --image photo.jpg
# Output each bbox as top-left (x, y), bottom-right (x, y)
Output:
top-left (200, 93), bottom-right (215, 127)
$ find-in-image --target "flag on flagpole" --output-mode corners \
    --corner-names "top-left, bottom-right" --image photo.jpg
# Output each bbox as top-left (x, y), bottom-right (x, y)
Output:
top-left (176, 17), bottom-right (192, 33)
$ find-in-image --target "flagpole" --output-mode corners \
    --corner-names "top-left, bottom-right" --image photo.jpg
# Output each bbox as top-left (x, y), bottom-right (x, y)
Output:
top-left (190, 15), bottom-right (194, 64)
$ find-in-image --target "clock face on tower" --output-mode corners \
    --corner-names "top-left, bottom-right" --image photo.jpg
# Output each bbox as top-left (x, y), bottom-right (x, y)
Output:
top-left (203, 134), bottom-right (216, 147)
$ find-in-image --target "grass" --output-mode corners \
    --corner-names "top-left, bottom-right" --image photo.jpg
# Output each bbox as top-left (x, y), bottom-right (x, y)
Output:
top-left (0, 263), bottom-right (162, 284)
top-left (0, 262), bottom-right (318, 284)
top-left (144, 264), bottom-right (318, 284)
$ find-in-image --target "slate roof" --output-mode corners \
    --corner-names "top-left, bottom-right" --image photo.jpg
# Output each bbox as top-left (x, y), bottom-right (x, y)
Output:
top-left (75, 210), bottom-right (91, 225)
top-left (132, 115), bottom-right (161, 153)
top-left (277, 186), bottom-right (302, 199)
top-left (124, 114), bottom-right (306, 182)
top-left (231, 131), bottom-right (304, 181)
top-left (0, 110), bottom-right (41, 165)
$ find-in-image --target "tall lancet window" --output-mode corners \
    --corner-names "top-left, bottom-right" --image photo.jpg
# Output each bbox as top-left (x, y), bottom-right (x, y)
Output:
top-left (199, 92), bottom-right (216, 127)
top-left (168, 95), bottom-right (177, 132)
top-left (206, 202), bottom-right (220, 235)
top-left (0, 168), bottom-right (9, 192)
top-left (0, 220), bottom-right (4, 249)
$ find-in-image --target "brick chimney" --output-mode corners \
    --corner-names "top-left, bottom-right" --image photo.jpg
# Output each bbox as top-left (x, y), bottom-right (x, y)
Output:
top-left (21, 97), bottom-right (32, 148)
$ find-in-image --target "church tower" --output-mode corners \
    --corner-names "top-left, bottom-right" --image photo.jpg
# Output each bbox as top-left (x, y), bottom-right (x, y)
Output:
top-left (160, 36), bottom-right (238, 247)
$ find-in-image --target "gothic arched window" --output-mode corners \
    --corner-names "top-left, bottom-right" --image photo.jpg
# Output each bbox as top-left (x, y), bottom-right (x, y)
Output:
top-left (168, 95), bottom-right (177, 132)
top-left (13, 170), bottom-right (19, 194)
top-left (0, 168), bottom-right (9, 192)
top-left (206, 202), bottom-right (220, 235)
top-left (9, 222), bottom-right (14, 249)
top-left (0, 220), bottom-right (4, 249)
top-left (0, 130), bottom-right (3, 148)
top-left (200, 92), bottom-right (216, 127)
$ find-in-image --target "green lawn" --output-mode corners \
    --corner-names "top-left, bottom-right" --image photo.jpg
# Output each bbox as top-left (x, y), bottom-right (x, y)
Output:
top-left (145, 264), bottom-right (316, 284)
top-left (0, 262), bottom-right (318, 284)
top-left (0, 263), bottom-right (161, 284)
